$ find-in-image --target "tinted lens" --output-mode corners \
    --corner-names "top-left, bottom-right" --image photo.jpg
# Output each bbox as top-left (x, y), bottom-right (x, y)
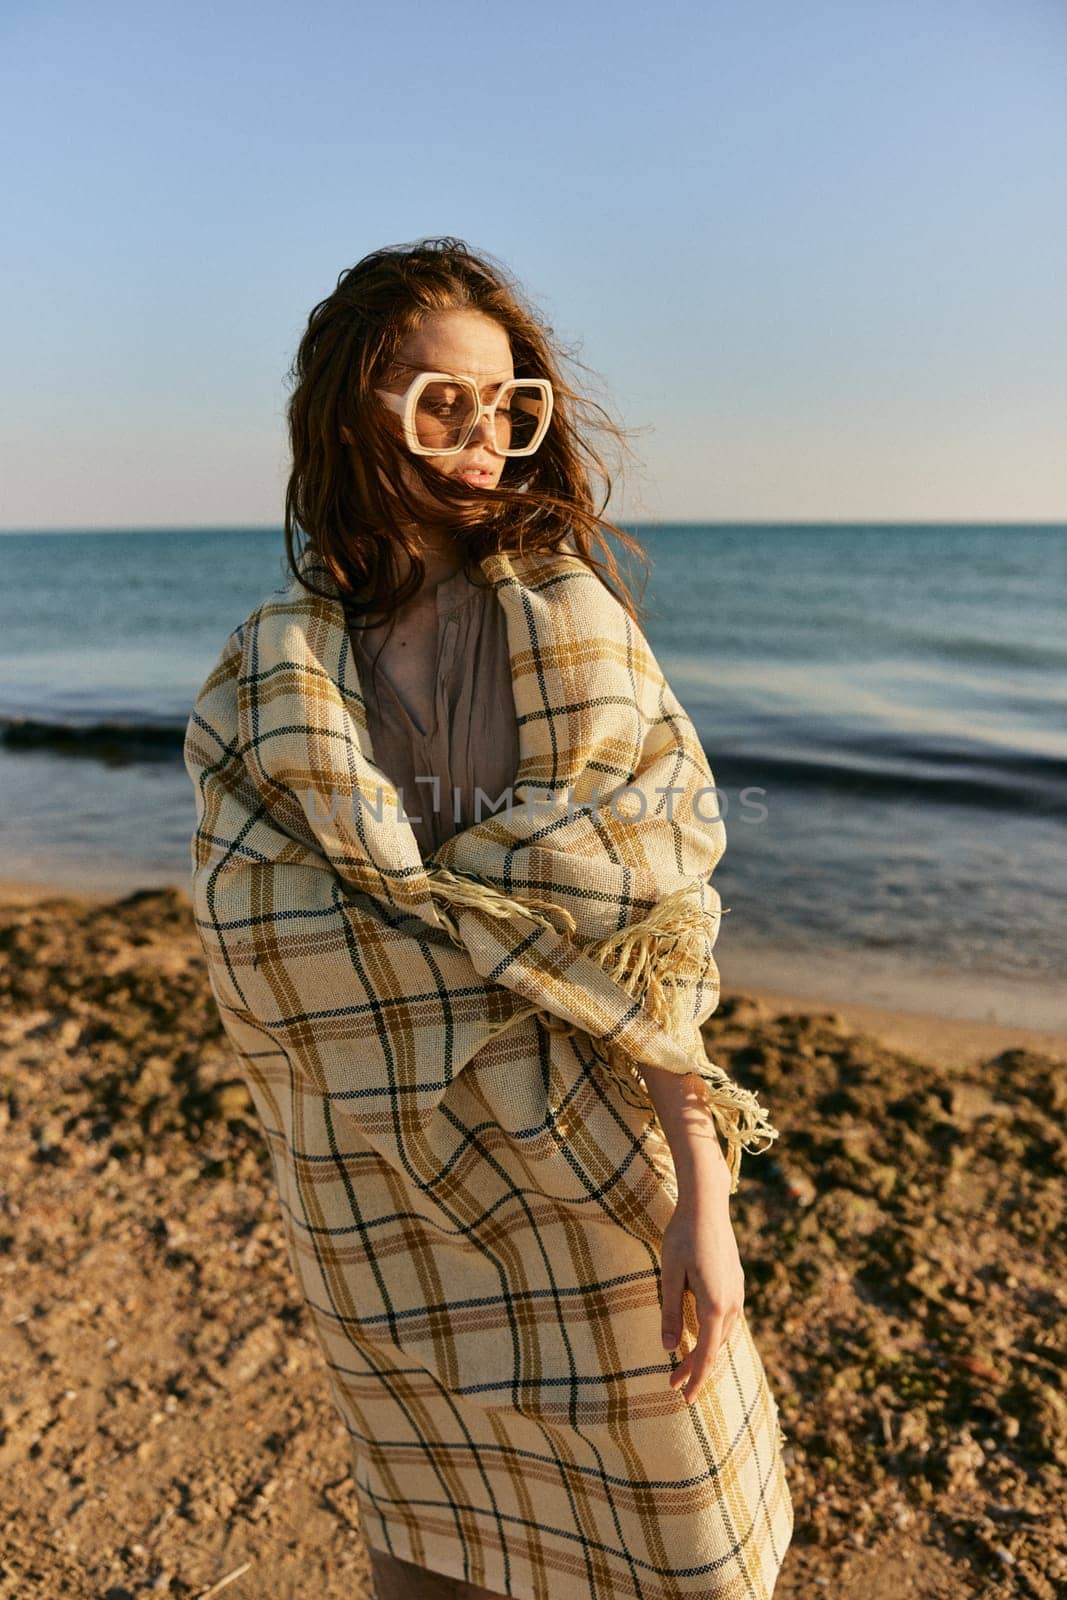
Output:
top-left (413, 378), bottom-right (479, 451)
top-left (495, 383), bottom-right (548, 453)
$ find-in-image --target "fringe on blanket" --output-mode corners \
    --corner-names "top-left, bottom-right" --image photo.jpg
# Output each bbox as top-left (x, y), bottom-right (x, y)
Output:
top-left (425, 865), bottom-right (780, 1193)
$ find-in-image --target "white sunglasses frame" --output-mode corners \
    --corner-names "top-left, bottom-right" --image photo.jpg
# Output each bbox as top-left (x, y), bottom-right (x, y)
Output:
top-left (374, 371), bottom-right (554, 457)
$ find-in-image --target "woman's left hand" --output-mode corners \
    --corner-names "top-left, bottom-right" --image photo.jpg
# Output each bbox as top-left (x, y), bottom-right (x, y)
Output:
top-left (659, 1189), bottom-right (746, 1404)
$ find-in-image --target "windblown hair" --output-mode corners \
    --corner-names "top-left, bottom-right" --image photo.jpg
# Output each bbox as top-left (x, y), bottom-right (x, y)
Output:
top-left (283, 236), bottom-right (651, 631)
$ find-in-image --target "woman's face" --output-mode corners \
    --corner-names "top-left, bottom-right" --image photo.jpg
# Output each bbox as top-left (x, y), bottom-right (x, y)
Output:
top-left (379, 309), bottom-right (516, 496)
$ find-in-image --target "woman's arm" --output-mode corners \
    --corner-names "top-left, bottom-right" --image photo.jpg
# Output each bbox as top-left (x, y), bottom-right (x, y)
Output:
top-left (641, 1062), bottom-right (733, 1197)
top-left (641, 1061), bottom-right (746, 1406)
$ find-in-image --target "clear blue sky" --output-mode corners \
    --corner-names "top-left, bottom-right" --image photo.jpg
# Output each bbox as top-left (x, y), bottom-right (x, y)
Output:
top-left (2, 0), bottom-right (1064, 528)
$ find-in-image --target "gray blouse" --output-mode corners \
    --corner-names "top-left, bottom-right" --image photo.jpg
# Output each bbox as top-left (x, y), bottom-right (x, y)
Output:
top-left (347, 565), bottom-right (521, 860)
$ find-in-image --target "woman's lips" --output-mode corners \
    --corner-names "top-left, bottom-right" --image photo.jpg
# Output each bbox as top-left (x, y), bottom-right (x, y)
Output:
top-left (457, 469), bottom-right (494, 486)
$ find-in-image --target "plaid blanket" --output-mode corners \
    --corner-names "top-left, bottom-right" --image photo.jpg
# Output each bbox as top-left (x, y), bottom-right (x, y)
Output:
top-left (184, 545), bottom-right (793, 1598)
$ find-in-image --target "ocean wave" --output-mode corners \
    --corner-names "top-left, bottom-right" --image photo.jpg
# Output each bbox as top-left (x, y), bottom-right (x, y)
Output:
top-left (707, 741), bottom-right (1067, 820)
top-left (4, 710), bottom-right (1066, 820)
top-left (0, 712), bottom-right (187, 763)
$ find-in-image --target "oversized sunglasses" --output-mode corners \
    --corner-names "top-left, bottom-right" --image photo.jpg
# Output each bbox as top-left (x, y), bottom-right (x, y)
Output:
top-left (375, 371), bottom-right (554, 457)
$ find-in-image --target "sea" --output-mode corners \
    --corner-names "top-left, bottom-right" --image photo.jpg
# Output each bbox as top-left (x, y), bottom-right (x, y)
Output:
top-left (1, 524), bottom-right (1064, 1029)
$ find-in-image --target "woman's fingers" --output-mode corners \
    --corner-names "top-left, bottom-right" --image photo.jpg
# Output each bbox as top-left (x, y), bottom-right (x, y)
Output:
top-left (660, 1250), bottom-right (686, 1351)
top-left (670, 1306), bottom-right (730, 1403)
top-left (659, 1204), bottom-right (746, 1400)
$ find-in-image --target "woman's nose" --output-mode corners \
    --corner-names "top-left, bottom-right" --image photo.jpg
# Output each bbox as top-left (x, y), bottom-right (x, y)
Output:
top-left (470, 408), bottom-right (498, 444)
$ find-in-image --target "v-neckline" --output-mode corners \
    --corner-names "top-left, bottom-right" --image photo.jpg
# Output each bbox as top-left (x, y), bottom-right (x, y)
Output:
top-left (318, 545), bottom-right (561, 902)
top-left (350, 567), bottom-right (477, 741)
top-left (360, 613), bottom-right (450, 742)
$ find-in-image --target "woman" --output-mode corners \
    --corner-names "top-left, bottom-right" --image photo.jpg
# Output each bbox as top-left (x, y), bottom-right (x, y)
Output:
top-left (185, 238), bottom-right (793, 1599)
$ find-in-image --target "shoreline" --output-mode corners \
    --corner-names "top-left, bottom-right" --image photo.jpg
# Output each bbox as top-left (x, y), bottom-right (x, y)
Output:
top-left (3, 874), bottom-right (1063, 1070)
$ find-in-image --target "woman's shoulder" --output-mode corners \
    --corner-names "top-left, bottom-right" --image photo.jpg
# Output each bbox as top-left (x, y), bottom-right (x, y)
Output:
top-left (535, 549), bottom-right (639, 632)
top-left (494, 543), bottom-right (623, 607)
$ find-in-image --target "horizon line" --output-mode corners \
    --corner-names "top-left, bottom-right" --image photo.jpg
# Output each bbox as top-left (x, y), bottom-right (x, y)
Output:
top-left (2, 518), bottom-right (1066, 536)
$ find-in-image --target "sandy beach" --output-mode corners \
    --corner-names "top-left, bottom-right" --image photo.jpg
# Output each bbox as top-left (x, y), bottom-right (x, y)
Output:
top-left (1, 877), bottom-right (1064, 1598)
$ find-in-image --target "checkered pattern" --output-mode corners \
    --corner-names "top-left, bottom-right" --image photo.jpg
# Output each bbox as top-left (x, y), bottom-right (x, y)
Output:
top-left (184, 546), bottom-right (793, 1597)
